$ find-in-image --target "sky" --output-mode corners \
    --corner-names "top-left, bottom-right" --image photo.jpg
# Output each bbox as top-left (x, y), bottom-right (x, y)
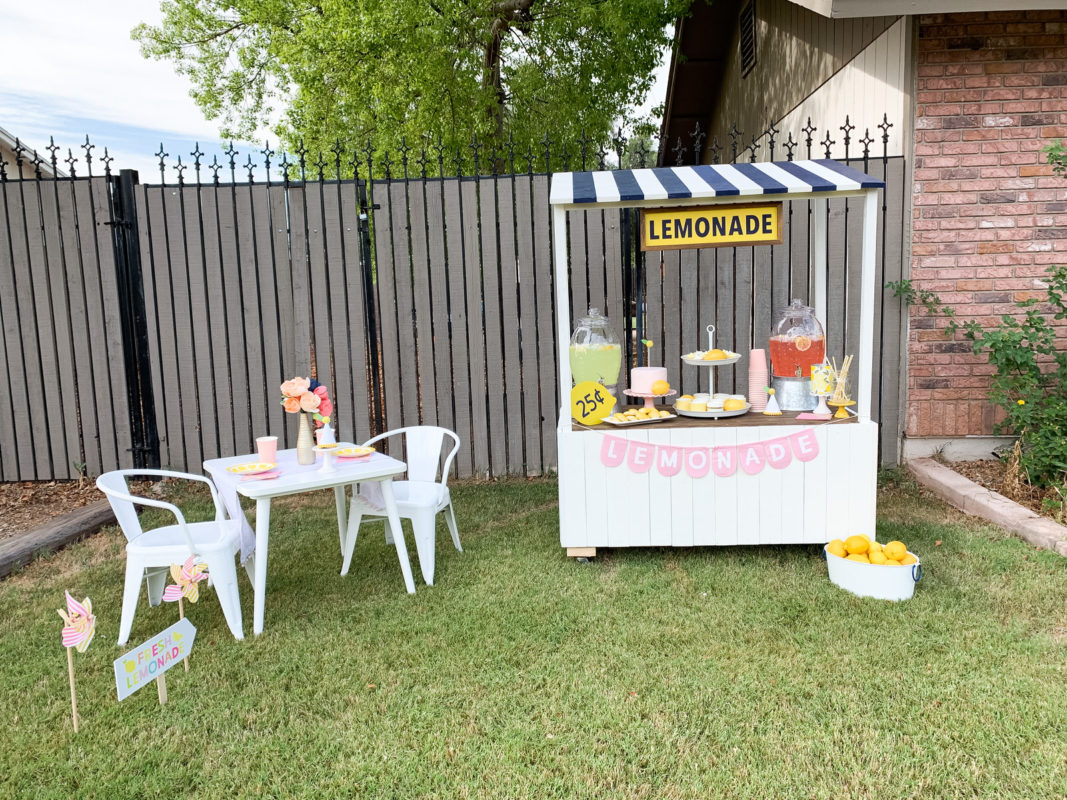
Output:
top-left (0, 1), bottom-right (670, 181)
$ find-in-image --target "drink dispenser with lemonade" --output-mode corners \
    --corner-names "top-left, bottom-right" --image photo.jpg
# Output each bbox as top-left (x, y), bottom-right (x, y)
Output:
top-left (569, 308), bottom-right (621, 404)
top-left (769, 299), bottom-right (826, 411)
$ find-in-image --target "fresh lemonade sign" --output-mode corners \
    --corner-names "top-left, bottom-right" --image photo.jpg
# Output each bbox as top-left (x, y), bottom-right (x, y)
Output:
top-left (113, 617), bottom-right (196, 701)
top-left (641, 202), bottom-right (782, 251)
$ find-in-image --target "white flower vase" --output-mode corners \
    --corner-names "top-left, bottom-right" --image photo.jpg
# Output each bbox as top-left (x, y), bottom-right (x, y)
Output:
top-left (296, 413), bottom-right (316, 465)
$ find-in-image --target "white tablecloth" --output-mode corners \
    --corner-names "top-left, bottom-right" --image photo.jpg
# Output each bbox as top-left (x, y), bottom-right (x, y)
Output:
top-left (211, 449), bottom-right (387, 563)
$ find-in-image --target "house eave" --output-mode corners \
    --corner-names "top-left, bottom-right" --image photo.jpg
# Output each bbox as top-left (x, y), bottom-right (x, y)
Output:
top-left (790, 0), bottom-right (1067, 18)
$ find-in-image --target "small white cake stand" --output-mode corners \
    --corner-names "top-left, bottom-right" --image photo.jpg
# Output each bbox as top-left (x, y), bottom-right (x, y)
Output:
top-left (623, 388), bottom-right (676, 410)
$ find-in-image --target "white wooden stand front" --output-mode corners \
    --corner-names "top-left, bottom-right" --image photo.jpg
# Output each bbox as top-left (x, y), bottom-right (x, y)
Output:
top-left (549, 160), bottom-right (885, 553)
top-left (558, 418), bottom-right (877, 548)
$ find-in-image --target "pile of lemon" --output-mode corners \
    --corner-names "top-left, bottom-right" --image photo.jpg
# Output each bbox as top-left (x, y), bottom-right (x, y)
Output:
top-left (826, 534), bottom-right (916, 566)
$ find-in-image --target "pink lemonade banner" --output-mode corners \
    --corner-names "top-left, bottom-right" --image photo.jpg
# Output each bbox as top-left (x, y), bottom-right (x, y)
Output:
top-left (600, 428), bottom-right (819, 478)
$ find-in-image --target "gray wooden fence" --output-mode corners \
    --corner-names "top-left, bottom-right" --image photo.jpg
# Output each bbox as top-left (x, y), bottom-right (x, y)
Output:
top-left (0, 149), bottom-right (907, 481)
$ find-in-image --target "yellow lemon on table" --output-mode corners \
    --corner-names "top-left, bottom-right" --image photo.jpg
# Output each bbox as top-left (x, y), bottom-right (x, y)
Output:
top-left (722, 398), bottom-right (747, 412)
top-left (900, 553), bottom-right (918, 566)
top-left (883, 541), bottom-right (907, 561)
top-left (826, 539), bottom-right (847, 559)
top-left (868, 540), bottom-right (883, 554)
top-left (846, 553), bottom-right (870, 564)
top-left (845, 534), bottom-right (869, 555)
top-left (651, 379), bottom-right (670, 395)
top-left (869, 549), bottom-right (888, 565)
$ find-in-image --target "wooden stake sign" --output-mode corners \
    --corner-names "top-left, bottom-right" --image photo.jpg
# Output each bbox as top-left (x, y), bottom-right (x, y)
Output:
top-left (58, 591), bottom-right (96, 733)
top-left (113, 618), bottom-right (196, 704)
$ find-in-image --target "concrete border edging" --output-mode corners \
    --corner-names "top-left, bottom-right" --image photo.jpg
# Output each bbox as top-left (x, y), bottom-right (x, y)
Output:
top-left (0, 501), bottom-right (116, 579)
top-left (908, 457), bottom-right (1067, 557)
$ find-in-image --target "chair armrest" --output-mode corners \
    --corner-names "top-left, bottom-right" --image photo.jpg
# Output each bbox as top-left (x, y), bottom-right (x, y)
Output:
top-left (106, 492), bottom-right (197, 554)
top-left (102, 469), bottom-right (227, 521)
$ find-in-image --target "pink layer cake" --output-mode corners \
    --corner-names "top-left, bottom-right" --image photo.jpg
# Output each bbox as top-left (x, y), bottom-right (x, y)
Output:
top-left (630, 366), bottom-right (668, 393)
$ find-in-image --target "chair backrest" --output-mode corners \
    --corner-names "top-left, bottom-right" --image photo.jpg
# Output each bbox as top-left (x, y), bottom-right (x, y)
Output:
top-left (367, 426), bottom-right (461, 485)
top-left (96, 471), bottom-right (144, 543)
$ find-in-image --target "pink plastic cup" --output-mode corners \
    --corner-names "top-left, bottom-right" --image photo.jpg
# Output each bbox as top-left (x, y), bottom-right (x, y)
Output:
top-left (256, 435), bottom-right (278, 463)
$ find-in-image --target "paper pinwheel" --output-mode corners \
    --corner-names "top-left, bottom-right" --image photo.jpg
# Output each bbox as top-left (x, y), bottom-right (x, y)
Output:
top-left (57, 591), bottom-right (96, 653)
top-left (162, 557), bottom-right (208, 604)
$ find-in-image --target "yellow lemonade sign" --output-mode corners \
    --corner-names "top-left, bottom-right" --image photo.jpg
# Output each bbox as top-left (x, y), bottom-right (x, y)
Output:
top-left (641, 202), bottom-right (782, 251)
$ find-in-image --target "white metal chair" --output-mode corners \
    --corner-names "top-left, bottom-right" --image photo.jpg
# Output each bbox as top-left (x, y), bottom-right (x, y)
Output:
top-left (342, 426), bottom-right (462, 586)
top-left (96, 469), bottom-right (245, 644)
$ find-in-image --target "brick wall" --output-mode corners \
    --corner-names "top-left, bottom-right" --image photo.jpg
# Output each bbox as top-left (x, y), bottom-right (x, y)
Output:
top-left (909, 9), bottom-right (1067, 438)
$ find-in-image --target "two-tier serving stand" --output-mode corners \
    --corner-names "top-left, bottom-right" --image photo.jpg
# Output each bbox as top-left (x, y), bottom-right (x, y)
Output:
top-left (676, 324), bottom-right (749, 419)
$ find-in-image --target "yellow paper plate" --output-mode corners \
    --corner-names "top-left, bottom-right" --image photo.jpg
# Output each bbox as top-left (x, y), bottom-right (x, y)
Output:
top-left (226, 462), bottom-right (276, 475)
top-left (335, 446), bottom-right (375, 459)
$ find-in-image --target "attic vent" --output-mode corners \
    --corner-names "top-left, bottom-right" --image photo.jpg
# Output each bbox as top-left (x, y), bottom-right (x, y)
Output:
top-left (740, 0), bottom-right (757, 77)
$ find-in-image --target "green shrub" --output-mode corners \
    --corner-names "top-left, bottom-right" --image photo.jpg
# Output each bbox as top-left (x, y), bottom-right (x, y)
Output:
top-left (889, 266), bottom-right (1067, 487)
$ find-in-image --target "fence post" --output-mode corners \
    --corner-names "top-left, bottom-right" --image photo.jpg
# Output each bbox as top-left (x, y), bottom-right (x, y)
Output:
top-left (356, 177), bottom-right (384, 435)
top-left (109, 169), bottom-right (160, 468)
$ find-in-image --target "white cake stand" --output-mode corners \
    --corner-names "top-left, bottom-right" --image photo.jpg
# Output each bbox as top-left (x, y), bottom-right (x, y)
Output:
top-left (679, 324), bottom-right (744, 395)
top-left (623, 388), bottom-right (676, 410)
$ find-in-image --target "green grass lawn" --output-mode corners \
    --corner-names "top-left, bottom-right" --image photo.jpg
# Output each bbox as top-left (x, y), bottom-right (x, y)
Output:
top-left (2, 473), bottom-right (1065, 799)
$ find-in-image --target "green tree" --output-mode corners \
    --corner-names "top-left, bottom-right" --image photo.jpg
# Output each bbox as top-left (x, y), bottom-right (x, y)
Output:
top-left (134, 0), bottom-right (690, 174)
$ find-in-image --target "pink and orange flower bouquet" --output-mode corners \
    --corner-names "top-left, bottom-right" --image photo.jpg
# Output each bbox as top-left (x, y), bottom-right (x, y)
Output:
top-left (280, 377), bottom-right (333, 427)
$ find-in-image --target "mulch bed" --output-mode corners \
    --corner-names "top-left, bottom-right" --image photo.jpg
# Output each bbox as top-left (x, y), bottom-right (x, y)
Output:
top-left (0, 480), bottom-right (103, 544)
top-left (948, 457), bottom-right (1065, 523)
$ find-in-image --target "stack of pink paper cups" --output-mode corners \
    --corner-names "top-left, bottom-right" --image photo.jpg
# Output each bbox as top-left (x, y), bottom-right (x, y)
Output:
top-left (748, 349), bottom-right (769, 411)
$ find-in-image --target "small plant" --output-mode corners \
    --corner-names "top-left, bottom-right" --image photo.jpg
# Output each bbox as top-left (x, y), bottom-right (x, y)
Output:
top-left (1044, 138), bottom-right (1067, 178)
top-left (72, 460), bottom-right (87, 488)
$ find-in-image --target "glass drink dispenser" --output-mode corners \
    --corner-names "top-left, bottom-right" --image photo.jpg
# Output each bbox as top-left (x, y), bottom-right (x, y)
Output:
top-left (769, 299), bottom-right (826, 410)
top-left (568, 308), bottom-right (622, 392)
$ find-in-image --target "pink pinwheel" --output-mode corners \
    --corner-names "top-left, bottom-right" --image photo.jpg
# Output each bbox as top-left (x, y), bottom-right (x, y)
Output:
top-left (57, 591), bottom-right (96, 654)
top-left (162, 556), bottom-right (208, 604)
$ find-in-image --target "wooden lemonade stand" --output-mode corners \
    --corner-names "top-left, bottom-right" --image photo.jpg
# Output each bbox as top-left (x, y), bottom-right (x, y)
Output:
top-left (550, 160), bottom-right (885, 556)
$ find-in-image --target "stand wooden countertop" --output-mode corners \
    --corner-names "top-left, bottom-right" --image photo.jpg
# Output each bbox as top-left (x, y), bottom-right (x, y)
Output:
top-left (572, 410), bottom-right (858, 431)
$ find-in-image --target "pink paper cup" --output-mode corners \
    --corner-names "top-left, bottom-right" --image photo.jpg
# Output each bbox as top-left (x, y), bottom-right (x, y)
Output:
top-left (256, 435), bottom-right (278, 462)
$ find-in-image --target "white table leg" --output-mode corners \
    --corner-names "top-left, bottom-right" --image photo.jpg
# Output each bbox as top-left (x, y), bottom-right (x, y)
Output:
top-left (253, 497), bottom-right (271, 635)
top-left (381, 479), bottom-right (416, 594)
top-left (333, 485), bottom-right (349, 552)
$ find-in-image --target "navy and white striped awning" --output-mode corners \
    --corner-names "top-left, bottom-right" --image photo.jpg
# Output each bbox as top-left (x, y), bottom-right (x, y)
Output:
top-left (549, 159), bottom-right (884, 207)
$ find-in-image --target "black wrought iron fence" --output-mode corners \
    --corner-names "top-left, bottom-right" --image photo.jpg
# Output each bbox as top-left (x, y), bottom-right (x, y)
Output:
top-left (0, 115), bottom-right (907, 481)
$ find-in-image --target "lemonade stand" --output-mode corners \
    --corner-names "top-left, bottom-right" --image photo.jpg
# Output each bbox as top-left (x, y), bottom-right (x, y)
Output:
top-left (550, 160), bottom-right (885, 557)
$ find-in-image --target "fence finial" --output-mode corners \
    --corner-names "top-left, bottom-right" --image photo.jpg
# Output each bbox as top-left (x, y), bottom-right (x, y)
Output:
top-left (691, 122), bottom-right (706, 165)
top-left (81, 135), bottom-right (95, 177)
top-left (612, 127), bottom-right (627, 169)
top-left (879, 114), bottom-right (894, 159)
top-left (101, 148), bottom-right (113, 177)
top-left (155, 143), bottom-right (168, 181)
top-left (190, 143), bottom-right (204, 183)
top-left (821, 130), bottom-right (835, 159)
top-left (802, 118), bottom-right (816, 159)
top-left (47, 137), bottom-right (60, 174)
top-left (709, 136), bottom-right (722, 165)
top-left (785, 132), bottom-right (797, 162)
top-left (210, 154), bottom-right (222, 184)
top-left (860, 129), bottom-right (874, 164)
top-left (263, 142), bottom-right (275, 178)
top-left (729, 124), bottom-right (742, 162)
top-left (65, 148), bottom-right (77, 178)
top-left (840, 115), bottom-right (855, 159)
top-left (174, 155), bottom-right (186, 184)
